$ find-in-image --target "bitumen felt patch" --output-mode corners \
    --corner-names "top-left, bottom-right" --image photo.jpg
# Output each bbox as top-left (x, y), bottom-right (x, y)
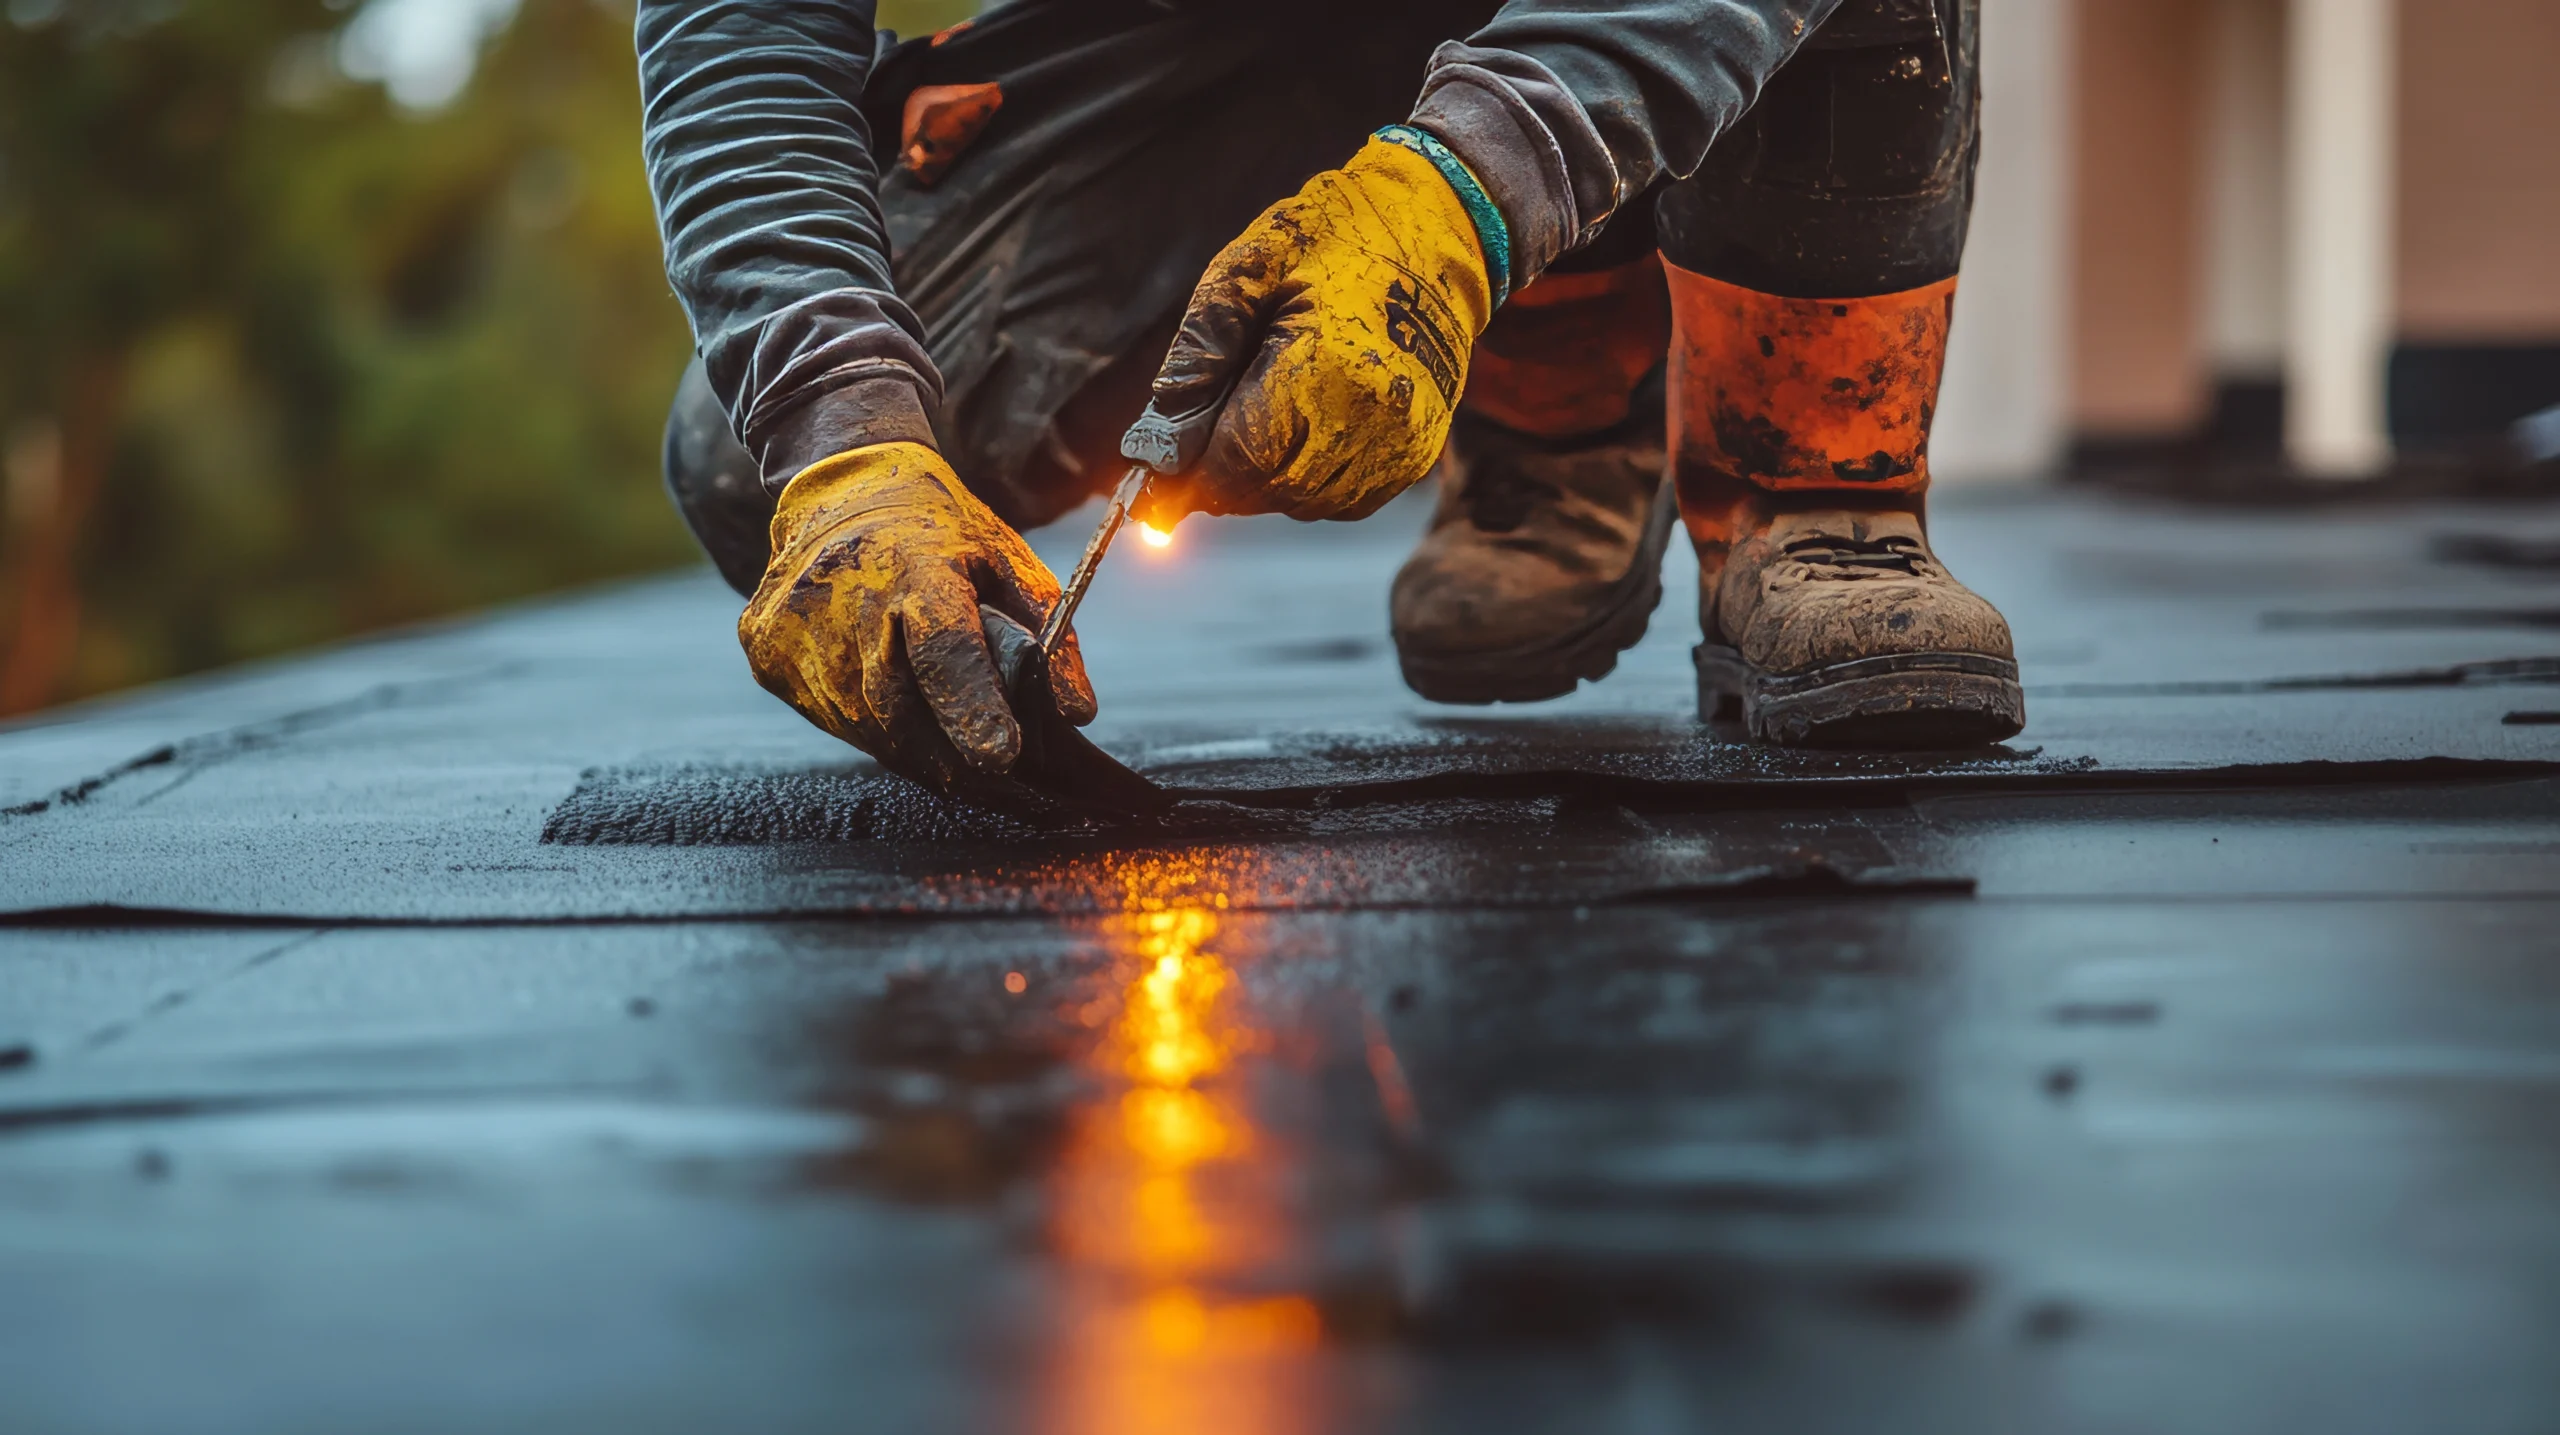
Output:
top-left (4, 486), bottom-right (2559, 1433)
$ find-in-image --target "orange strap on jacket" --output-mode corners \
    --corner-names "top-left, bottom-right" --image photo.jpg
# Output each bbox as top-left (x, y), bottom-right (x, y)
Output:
top-left (1665, 260), bottom-right (1957, 493)
top-left (901, 82), bottom-right (1004, 187)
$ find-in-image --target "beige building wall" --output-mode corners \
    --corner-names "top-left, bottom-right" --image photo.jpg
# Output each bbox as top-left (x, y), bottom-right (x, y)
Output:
top-left (2069, 0), bottom-right (2210, 436)
top-left (2396, 0), bottom-right (2560, 340)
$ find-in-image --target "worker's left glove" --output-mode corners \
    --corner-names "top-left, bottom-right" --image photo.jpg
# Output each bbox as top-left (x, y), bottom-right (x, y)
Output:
top-left (738, 442), bottom-right (1095, 803)
top-left (1136, 130), bottom-right (1504, 524)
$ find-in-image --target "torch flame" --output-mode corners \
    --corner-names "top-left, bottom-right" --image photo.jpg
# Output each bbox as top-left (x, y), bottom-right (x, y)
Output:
top-left (1136, 522), bottom-right (1174, 549)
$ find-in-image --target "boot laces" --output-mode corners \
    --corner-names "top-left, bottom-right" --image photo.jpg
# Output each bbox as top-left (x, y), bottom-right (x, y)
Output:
top-left (1783, 533), bottom-right (1929, 576)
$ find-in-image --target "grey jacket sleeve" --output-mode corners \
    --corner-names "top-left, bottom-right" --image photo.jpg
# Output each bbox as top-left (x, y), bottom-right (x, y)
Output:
top-left (1411, 0), bottom-right (1847, 285)
top-left (637, 0), bottom-right (940, 486)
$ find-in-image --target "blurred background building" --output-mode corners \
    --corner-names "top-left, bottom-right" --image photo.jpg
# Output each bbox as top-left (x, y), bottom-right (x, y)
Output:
top-left (1, 0), bottom-right (2553, 715)
top-left (1937, 0), bottom-right (2560, 484)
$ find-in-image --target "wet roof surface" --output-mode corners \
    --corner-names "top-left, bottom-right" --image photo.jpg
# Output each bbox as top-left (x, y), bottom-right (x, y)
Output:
top-left (5, 486), bottom-right (2559, 1433)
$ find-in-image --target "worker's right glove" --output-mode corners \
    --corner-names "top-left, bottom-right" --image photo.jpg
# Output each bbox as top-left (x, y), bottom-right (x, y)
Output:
top-left (739, 442), bottom-right (1096, 800)
top-left (1135, 129), bottom-right (1504, 525)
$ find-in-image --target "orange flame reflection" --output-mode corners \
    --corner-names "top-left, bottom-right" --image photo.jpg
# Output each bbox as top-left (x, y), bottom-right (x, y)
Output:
top-left (1040, 853), bottom-right (1324, 1435)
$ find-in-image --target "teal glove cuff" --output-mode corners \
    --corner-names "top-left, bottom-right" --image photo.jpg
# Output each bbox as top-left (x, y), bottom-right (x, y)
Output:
top-left (1375, 122), bottom-right (1514, 309)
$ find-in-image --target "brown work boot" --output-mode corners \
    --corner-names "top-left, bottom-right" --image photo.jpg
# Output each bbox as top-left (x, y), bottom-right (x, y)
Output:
top-left (1695, 503), bottom-right (2025, 747)
top-left (1392, 414), bottom-right (1678, 703)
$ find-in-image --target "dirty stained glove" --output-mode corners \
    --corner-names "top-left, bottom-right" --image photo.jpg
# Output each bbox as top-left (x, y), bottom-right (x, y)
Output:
top-left (1135, 129), bottom-right (1504, 525)
top-left (739, 442), bottom-right (1096, 800)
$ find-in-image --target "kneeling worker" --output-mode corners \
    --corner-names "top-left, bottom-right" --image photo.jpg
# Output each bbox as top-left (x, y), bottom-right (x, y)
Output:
top-left (640, 0), bottom-right (2025, 803)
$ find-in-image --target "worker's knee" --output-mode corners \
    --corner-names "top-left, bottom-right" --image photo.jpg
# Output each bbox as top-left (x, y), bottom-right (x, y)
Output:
top-left (662, 356), bottom-right (774, 598)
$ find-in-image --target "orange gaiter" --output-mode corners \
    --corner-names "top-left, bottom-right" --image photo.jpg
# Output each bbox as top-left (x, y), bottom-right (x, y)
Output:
top-left (1465, 253), bottom-right (1671, 439)
top-left (1664, 258), bottom-right (1957, 549)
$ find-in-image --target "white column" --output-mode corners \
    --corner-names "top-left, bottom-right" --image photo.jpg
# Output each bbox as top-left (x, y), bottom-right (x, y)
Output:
top-left (2203, 0), bottom-right (2288, 386)
top-left (2284, 0), bottom-right (2397, 476)
top-left (1931, 0), bottom-right (2074, 485)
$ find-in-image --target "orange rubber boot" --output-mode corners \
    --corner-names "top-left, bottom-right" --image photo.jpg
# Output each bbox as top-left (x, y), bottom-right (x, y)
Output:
top-left (1669, 263), bottom-right (2025, 747)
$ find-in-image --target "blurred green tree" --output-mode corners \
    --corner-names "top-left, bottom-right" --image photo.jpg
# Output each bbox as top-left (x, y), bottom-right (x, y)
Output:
top-left (0, 0), bottom-right (707, 713)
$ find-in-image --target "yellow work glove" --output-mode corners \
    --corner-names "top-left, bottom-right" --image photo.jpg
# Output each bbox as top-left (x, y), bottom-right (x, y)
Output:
top-left (1135, 130), bottom-right (1502, 524)
top-left (739, 442), bottom-right (1096, 800)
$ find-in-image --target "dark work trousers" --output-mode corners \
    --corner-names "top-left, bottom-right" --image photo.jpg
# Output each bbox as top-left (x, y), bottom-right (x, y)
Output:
top-left (666, 0), bottom-right (1979, 596)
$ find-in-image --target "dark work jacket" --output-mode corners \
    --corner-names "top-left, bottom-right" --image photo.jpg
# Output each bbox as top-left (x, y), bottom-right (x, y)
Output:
top-left (636, 0), bottom-right (1851, 485)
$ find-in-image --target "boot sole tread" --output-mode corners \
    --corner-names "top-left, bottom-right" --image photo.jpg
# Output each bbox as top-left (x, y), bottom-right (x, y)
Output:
top-left (1696, 644), bottom-right (2027, 749)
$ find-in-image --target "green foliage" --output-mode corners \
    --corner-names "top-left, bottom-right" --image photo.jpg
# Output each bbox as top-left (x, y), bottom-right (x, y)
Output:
top-left (877, 0), bottom-right (980, 39)
top-left (0, 0), bottom-right (702, 703)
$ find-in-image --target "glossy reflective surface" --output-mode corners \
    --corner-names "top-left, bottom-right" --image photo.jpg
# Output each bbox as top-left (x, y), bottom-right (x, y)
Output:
top-left (1043, 872), bottom-right (1331, 1435)
top-left (5, 489), bottom-right (2560, 1432)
